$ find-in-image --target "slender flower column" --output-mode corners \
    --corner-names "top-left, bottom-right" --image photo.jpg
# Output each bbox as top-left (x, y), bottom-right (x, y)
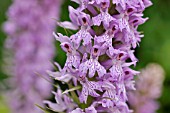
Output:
top-left (45, 0), bottom-right (152, 113)
top-left (3, 0), bottom-right (61, 113)
top-left (128, 63), bottom-right (165, 113)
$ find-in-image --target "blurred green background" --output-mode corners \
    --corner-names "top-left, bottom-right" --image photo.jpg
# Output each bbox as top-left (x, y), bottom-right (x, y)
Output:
top-left (0, 0), bottom-right (170, 113)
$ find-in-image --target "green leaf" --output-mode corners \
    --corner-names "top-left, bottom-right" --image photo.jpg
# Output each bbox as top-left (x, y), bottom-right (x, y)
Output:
top-left (62, 86), bottom-right (81, 94)
top-left (35, 104), bottom-right (50, 113)
top-left (35, 72), bottom-right (58, 88)
top-left (46, 106), bottom-right (64, 113)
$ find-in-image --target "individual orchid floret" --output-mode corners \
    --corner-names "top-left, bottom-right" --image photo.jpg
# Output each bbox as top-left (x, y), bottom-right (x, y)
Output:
top-left (109, 101), bottom-right (133, 113)
top-left (58, 6), bottom-right (93, 30)
top-left (79, 76), bottom-right (102, 103)
top-left (46, 62), bottom-right (73, 83)
top-left (112, 0), bottom-right (127, 10)
top-left (129, 13), bottom-right (148, 27)
top-left (142, 0), bottom-right (153, 8)
top-left (107, 51), bottom-right (136, 81)
top-left (71, 0), bottom-right (95, 11)
top-left (70, 108), bottom-right (84, 113)
top-left (92, 0), bottom-right (114, 29)
top-left (79, 47), bottom-right (106, 78)
top-left (69, 6), bottom-right (92, 27)
top-left (115, 14), bottom-right (130, 32)
top-left (101, 81), bottom-right (119, 108)
top-left (96, 0), bottom-right (110, 11)
top-left (53, 32), bottom-right (81, 70)
top-left (44, 87), bottom-right (77, 112)
top-left (92, 10), bottom-right (114, 29)
top-left (123, 27), bottom-right (138, 48)
top-left (70, 29), bottom-right (93, 48)
top-left (94, 30), bottom-right (115, 55)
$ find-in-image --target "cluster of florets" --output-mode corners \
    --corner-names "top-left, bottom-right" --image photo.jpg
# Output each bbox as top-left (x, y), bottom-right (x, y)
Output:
top-left (3, 0), bottom-right (61, 113)
top-left (45, 0), bottom-right (152, 112)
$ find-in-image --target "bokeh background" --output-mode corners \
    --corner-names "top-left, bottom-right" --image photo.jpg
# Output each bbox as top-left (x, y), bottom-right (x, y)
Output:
top-left (0, 0), bottom-right (170, 113)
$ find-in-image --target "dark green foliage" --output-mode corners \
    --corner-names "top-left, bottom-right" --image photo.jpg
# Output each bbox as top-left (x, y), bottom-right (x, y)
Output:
top-left (0, 0), bottom-right (11, 81)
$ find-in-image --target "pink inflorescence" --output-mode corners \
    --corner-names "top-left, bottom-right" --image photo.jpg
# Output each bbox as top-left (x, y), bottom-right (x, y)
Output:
top-left (3, 0), bottom-right (61, 113)
top-left (45, 0), bottom-right (152, 113)
top-left (128, 63), bottom-right (165, 113)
